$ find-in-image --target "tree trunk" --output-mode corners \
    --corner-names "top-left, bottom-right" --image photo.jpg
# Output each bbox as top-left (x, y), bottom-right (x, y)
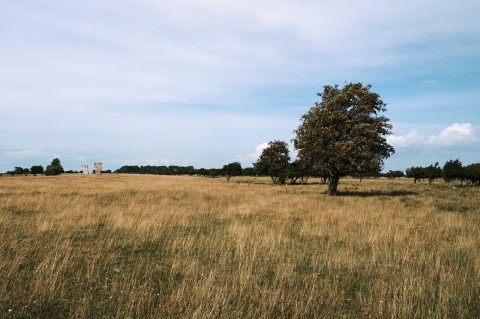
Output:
top-left (248, 175), bottom-right (258, 185)
top-left (327, 175), bottom-right (340, 195)
top-left (271, 176), bottom-right (276, 185)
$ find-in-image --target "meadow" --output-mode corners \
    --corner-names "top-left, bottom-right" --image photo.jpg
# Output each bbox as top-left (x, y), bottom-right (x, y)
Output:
top-left (0, 174), bottom-right (479, 318)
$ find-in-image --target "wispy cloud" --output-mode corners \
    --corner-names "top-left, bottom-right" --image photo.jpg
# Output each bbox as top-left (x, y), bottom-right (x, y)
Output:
top-left (387, 130), bottom-right (424, 148)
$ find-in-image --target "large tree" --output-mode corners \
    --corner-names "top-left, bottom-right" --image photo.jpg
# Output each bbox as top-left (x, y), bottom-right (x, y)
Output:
top-left (254, 140), bottom-right (290, 185)
top-left (294, 83), bottom-right (394, 195)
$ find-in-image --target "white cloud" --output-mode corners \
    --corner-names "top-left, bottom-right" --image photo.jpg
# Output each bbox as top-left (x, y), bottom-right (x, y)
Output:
top-left (428, 123), bottom-right (475, 146)
top-left (388, 123), bottom-right (477, 148)
top-left (387, 129), bottom-right (423, 148)
top-left (236, 141), bottom-right (299, 167)
top-left (251, 142), bottom-right (269, 161)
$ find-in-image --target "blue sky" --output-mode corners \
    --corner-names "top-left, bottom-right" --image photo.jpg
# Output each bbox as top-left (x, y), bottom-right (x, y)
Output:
top-left (1, 0), bottom-right (479, 172)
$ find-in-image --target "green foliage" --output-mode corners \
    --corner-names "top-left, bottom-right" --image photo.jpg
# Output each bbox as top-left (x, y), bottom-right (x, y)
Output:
top-left (294, 82), bottom-right (394, 195)
top-left (115, 165), bottom-right (196, 175)
top-left (242, 167), bottom-right (255, 176)
top-left (51, 158), bottom-right (61, 167)
top-left (287, 159), bottom-right (311, 184)
top-left (384, 170), bottom-right (404, 179)
top-left (443, 159), bottom-right (463, 184)
top-left (464, 163), bottom-right (480, 186)
top-left (424, 162), bottom-right (443, 185)
top-left (45, 158), bottom-right (64, 176)
top-left (254, 140), bottom-right (290, 184)
top-left (406, 166), bottom-right (425, 183)
top-left (222, 162), bottom-right (242, 182)
top-left (406, 164), bottom-right (442, 185)
top-left (30, 165), bottom-right (44, 176)
top-left (405, 166), bottom-right (426, 183)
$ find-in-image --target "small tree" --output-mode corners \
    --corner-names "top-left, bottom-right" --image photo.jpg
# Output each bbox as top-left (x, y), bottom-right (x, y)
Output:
top-left (443, 159), bottom-right (464, 186)
top-left (406, 166), bottom-right (424, 183)
top-left (45, 158), bottom-right (64, 176)
top-left (13, 167), bottom-right (24, 175)
top-left (385, 170), bottom-right (404, 180)
top-left (424, 162), bottom-right (443, 186)
top-left (294, 83), bottom-right (394, 195)
top-left (254, 140), bottom-right (290, 185)
top-left (464, 163), bottom-right (480, 186)
top-left (222, 162), bottom-right (242, 183)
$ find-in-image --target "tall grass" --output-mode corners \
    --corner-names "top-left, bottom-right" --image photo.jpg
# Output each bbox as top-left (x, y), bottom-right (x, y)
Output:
top-left (1, 174), bottom-right (479, 318)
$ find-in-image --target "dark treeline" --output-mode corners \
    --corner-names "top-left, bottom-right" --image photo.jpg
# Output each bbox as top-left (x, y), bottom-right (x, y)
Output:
top-left (115, 165), bottom-right (196, 175)
top-left (114, 164), bottom-right (255, 178)
top-left (405, 160), bottom-right (480, 186)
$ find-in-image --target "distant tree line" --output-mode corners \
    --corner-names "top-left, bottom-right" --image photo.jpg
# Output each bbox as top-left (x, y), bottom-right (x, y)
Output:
top-left (405, 159), bottom-right (480, 186)
top-left (3, 158), bottom-right (65, 176)
top-left (3, 156), bottom-right (479, 188)
top-left (114, 164), bottom-right (254, 180)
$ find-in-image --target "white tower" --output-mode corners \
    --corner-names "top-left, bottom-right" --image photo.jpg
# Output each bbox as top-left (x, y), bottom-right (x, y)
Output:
top-left (94, 162), bottom-right (102, 175)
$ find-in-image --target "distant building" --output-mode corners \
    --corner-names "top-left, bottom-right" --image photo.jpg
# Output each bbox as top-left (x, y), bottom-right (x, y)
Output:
top-left (94, 162), bottom-right (102, 175)
top-left (81, 165), bottom-right (89, 175)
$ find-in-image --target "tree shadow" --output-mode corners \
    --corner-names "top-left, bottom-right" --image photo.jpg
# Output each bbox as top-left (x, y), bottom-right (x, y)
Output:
top-left (335, 190), bottom-right (418, 197)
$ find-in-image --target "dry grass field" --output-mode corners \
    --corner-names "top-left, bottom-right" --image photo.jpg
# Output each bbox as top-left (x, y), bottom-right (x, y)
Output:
top-left (1, 174), bottom-right (479, 318)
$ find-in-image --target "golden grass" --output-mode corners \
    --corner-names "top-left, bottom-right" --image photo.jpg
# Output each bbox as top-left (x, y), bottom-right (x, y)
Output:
top-left (1, 174), bottom-right (479, 318)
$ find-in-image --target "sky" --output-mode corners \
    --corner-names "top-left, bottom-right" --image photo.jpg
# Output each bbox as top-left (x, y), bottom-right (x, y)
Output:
top-left (1, 0), bottom-right (479, 172)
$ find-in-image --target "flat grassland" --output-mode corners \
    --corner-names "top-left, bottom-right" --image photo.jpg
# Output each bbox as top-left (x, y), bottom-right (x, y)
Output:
top-left (1, 174), bottom-right (479, 318)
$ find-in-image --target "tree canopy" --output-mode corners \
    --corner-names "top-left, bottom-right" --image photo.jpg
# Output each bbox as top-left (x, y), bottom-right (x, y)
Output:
top-left (464, 163), bottom-right (480, 186)
top-left (443, 159), bottom-right (463, 185)
top-left (222, 162), bottom-right (242, 182)
top-left (424, 162), bottom-right (443, 186)
top-left (294, 82), bottom-right (394, 195)
top-left (45, 158), bottom-right (64, 176)
top-left (30, 165), bottom-right (44, 176)
top-left (384, 170), bottom-right (404, 180)
top-left (254, 140), bottom-right (290, 185)
top-left (406, 163), bottom-right (443, 185)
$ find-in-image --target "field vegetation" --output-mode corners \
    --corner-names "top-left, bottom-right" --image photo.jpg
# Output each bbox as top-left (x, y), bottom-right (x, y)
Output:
top-left (1, 174), bottom-right (479, 318)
